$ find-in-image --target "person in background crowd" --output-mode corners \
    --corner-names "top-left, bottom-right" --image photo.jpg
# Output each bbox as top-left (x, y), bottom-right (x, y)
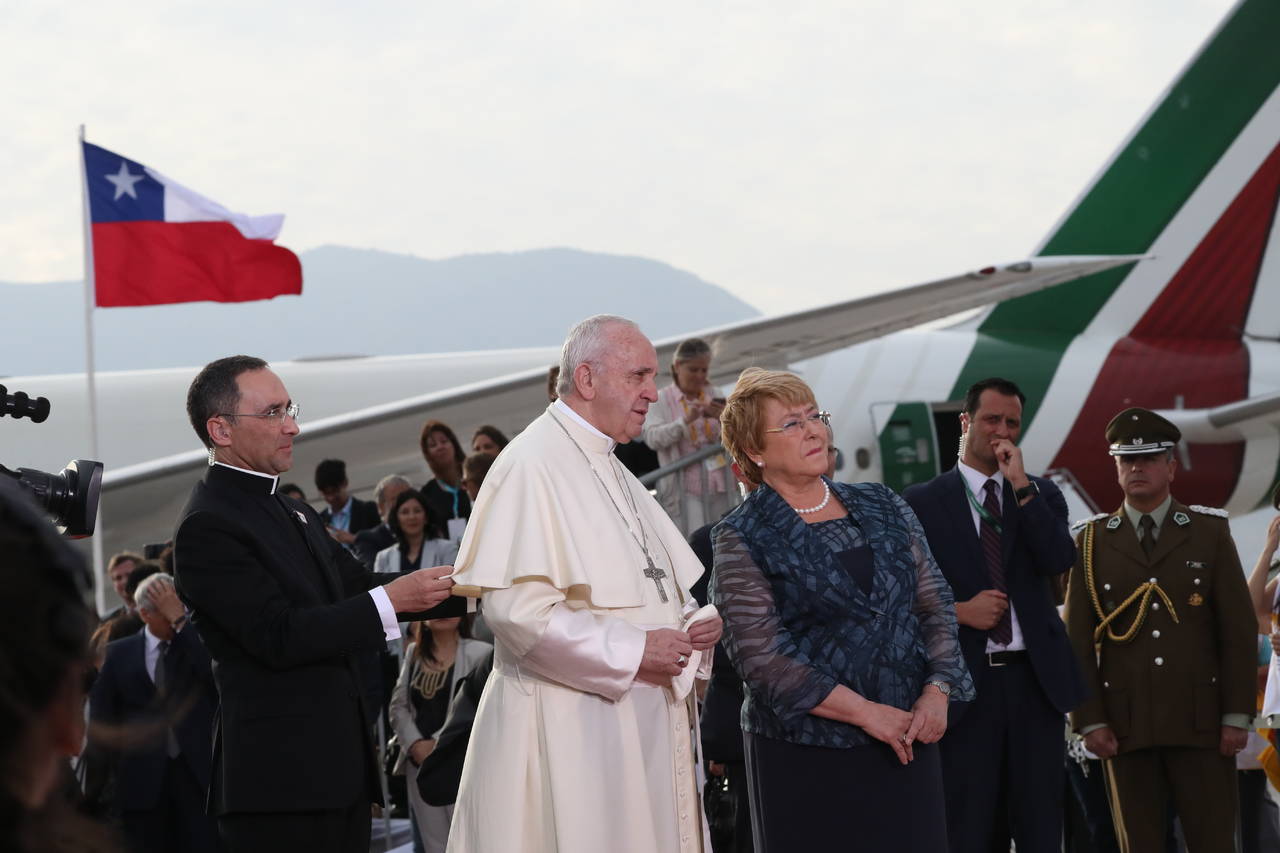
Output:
top-left (353, 475), bottom-right (412, 570)
top-left (315, 458), bottom-right (381, 546)
top-left (1065, 408), bottom-right (1255, 852)
top-left (279, 483), bottom-right (307, 503)
top-left (546, 365), bottom-right (560, 402)
top-left (419, 420), bottom-right (470, 540)
top-left (375, 491), bottom-right (462, 665)
top-left (1244, 486), bottom-right (1280, 853)
top-left (903, 378), bottom-right (1083, 853)
top-left (375, 490), bottom-right (460, 578)
top-left (89, 573), bottom-right (218, 853)
top-left (460, 453), bottom-right (496, 504)
top-left (0, 479), bottom-right (111, 853)
top-left (713, 368), bottom-right (973, 852)
top-left (389, 617), bottom-right (491, 853)
top-left (470, 426), bottom-right (508, 456)
top-left (642, 337), bottom-right (731, 535)
top-left (103, 551), bottom-right (144, 621)
top-left (106, 562), bottom-right (166, 642)
top-left (688, 463), bottom-right (756, 853)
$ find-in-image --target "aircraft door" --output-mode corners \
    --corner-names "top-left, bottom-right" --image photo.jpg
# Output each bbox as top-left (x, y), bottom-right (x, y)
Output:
top-left (873, 402), bottom-right (940, 492)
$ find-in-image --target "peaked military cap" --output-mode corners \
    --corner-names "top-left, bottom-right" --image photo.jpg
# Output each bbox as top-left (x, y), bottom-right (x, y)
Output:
top-left (1105, 407), bottom-right (1181, 456)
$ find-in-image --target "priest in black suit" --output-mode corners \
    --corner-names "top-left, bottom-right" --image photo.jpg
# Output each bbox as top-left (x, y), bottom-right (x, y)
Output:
top-left (902, 378), bottom-right (1084, 853)
top-left (173, 355), bottom-right (460, 853)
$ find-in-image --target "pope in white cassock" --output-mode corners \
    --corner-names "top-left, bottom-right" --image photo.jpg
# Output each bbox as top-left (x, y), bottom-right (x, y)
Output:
top-left (446, 315), bottom-right (723, 853)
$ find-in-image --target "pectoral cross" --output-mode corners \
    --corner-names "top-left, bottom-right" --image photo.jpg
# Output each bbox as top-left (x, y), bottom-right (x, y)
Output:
top-left (643, 555), bottom-right (669, 603)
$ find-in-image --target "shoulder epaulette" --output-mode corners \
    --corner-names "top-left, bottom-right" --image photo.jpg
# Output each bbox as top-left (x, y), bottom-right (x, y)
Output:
top-left (1189, 504), bottom-right (1229, 518)
top-left (1070, 513), bottom-right (1108, 532)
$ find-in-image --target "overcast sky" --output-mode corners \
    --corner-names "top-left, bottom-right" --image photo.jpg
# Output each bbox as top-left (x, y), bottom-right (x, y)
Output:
top-left (1, 0), bottom-right (1237, 314)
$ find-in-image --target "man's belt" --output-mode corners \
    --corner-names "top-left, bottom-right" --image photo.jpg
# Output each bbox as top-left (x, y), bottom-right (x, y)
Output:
top-left (987, 650), bottom-right (1028, 667)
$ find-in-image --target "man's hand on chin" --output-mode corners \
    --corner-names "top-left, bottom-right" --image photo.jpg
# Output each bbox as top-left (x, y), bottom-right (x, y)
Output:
top-left (385, 565), bottom-right (455, 612)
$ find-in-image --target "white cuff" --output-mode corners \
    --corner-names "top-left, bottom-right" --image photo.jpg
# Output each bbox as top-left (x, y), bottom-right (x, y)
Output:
top-left (368, 586), bottom-right (401, 642)
top-left (522, 606), bottom-right (646, 703)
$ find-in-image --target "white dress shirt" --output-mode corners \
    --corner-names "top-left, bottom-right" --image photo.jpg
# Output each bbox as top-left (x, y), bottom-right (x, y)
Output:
top-left (955, 460), bottom-right (1025, 653)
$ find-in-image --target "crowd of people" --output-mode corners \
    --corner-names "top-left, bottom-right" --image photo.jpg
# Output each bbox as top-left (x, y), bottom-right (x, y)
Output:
top-left (3, 314), bottom-right (1279, 853)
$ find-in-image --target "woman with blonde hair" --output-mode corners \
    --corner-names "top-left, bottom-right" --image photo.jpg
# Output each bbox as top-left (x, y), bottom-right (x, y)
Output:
top-left (641, 337), bottom-right (731, 534)
top-left (711, 368), bottom-right (972, 851)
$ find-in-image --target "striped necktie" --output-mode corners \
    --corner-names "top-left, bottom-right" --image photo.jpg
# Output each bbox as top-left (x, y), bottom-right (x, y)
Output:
top-left (981, 480), bottom-right (1012, 645)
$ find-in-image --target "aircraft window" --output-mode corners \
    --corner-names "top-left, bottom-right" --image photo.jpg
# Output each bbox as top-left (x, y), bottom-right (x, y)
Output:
top-left (855, 448), bottom-right (871, 470)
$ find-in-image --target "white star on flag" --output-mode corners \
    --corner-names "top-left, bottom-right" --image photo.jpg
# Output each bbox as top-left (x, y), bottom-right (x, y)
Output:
top-left (105, 160), bottom-right (144, 201)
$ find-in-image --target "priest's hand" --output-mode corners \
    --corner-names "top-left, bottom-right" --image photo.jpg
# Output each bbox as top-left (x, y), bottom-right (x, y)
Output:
top-left (637, 628), bottom-right (693, 686)
top-left (384, 565), bottom-right (454, 612)
top-left (687, 614), bottom-right (723, 651)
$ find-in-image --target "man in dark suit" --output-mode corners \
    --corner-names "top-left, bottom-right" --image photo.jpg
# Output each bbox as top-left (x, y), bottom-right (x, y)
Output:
top-left (173, 355), bottom-right (460, 853)
top-left (89, 572), bottom-right (218, 853)
top-left (903, 377), bottom-right (1084, 853)
top-left (315, 458), bottom-right (382, 548)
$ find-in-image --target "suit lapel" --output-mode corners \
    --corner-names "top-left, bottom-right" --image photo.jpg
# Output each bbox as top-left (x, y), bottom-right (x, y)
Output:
top-left (942, 469), bottom-right (985, 580)
top-left (1000, 479), bottom-right (1019, 573)
top-left (274, 496), bottom-right (343, 602)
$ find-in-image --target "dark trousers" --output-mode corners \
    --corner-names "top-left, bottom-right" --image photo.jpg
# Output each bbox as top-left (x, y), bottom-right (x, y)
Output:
top-left (1238, 768), bottom-right (1280, 853)
top-left (940, 654), bottom-right (1066, 853)
top-left (217, 800), bottom-right (371, 853)
top-left (1103, 746), bottom-right (1236, 853)
top-left (120, 757), bottom-right (218, 853)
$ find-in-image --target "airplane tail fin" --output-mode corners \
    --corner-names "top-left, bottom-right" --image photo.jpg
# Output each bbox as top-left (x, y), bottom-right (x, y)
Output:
top-left (948, 0), bottom-right (1280, 508)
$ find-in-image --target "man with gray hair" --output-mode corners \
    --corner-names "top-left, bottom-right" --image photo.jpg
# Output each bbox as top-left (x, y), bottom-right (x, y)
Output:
top-left (447, 315), bottom-right (723, 852)
top-left (89, 570), bottom-right (219, 852)
top-left (353, 474), bottom-right (412, 569)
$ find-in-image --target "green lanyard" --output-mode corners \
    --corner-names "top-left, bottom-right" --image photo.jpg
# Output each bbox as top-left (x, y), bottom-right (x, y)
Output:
top-left (961, 475), bottom-right (1003, 534)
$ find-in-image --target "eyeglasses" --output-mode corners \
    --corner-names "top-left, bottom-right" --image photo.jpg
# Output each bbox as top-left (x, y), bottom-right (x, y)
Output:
top-left (218, 402), bottom-right (300, 423)
top-left (764, 411), bottom-right (831, 435)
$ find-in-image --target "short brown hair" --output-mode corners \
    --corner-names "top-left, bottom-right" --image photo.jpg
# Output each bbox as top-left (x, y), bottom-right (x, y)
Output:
top-left (107, 551), bottom-right (143, 574)
top-left (720, 368), bottom-right (817, 486)
top-left (462, 452), bottom-right (496, 492)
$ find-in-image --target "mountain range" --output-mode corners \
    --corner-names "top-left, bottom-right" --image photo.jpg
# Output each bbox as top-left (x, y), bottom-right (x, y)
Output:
top-left (3, 246), bottom-right (759, 377)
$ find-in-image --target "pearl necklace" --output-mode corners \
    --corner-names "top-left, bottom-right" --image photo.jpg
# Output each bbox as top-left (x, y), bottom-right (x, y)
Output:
top-left (791, 480), bottom-right (831, 515)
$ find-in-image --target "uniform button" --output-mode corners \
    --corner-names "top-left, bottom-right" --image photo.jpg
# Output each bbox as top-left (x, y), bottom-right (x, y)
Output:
top-left (1211, 676), bottom-right (1217, 684)
top-left (1149, 577), bottom-right (1158, 584)
top-left (1103, 583), bottom-right (1112, 591)
top-left (1152, 630), bottom-right (1161, 639)
top-left (1152, 602), bottom-right (1160, 611)
top-left (1154, 657), bottom-right (1164, 666)
top-left (1194, 578), bottom-right (1201, 585)
top-left (1103, 681), bottom-right (1110, 688)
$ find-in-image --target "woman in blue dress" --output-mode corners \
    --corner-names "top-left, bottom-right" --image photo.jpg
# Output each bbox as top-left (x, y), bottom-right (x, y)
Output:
top-left (712, 368), bottom-right (974, 852)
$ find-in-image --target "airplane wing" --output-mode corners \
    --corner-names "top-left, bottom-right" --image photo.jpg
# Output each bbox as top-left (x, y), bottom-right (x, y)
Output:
top-left (1159, 390), bottom-right (1280, 443)
top-left (98, 254), bottom-right (1142, 560)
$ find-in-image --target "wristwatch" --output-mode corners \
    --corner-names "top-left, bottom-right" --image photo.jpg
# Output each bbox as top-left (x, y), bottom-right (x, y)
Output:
top-left (926, 680), bottom-right (952, 697)
top-left (1014, 481), bottom-right (1040, 501)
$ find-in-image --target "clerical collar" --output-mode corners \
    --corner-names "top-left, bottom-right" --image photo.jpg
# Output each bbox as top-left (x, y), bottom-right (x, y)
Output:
top-left (956, 459), bottom-right (1004, 499)
top-left (552, 399), bottom-right (617, 453)
top-left (1123, 495), bottom-right (1172, 530)
top-left (211, 461), bottom-right (279, 495)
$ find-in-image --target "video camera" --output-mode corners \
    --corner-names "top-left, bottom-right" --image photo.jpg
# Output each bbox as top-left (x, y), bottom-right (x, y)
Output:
top-left (0, 384), bottom-right (103, 537)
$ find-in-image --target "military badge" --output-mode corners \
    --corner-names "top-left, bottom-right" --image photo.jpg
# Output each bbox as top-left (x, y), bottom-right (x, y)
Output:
top-left (1106, 516), bottom-right (1122, 530)
top-left (1173, 511), bottom-right (1190, 526)
top-left (1187, 561), bottom-right (1206, 569)
top-left (1188, 592), bottom-right (1204, 606)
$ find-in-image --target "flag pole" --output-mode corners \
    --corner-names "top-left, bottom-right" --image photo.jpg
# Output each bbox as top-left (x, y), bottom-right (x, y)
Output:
top-left (79, 124), bottom-right (106, 616)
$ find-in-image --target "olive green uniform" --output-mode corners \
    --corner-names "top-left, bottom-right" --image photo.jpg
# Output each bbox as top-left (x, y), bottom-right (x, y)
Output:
top-left (1064, 501), bottom-right (1255, 852)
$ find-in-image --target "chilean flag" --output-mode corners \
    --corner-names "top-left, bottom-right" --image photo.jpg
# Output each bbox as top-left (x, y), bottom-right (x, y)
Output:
top-left (83, 142), bottom-right (302, 307)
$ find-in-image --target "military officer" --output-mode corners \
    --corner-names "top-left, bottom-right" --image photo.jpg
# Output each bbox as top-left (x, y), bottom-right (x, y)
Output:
top-left (1064, 407), bottom-right (1255, 852)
